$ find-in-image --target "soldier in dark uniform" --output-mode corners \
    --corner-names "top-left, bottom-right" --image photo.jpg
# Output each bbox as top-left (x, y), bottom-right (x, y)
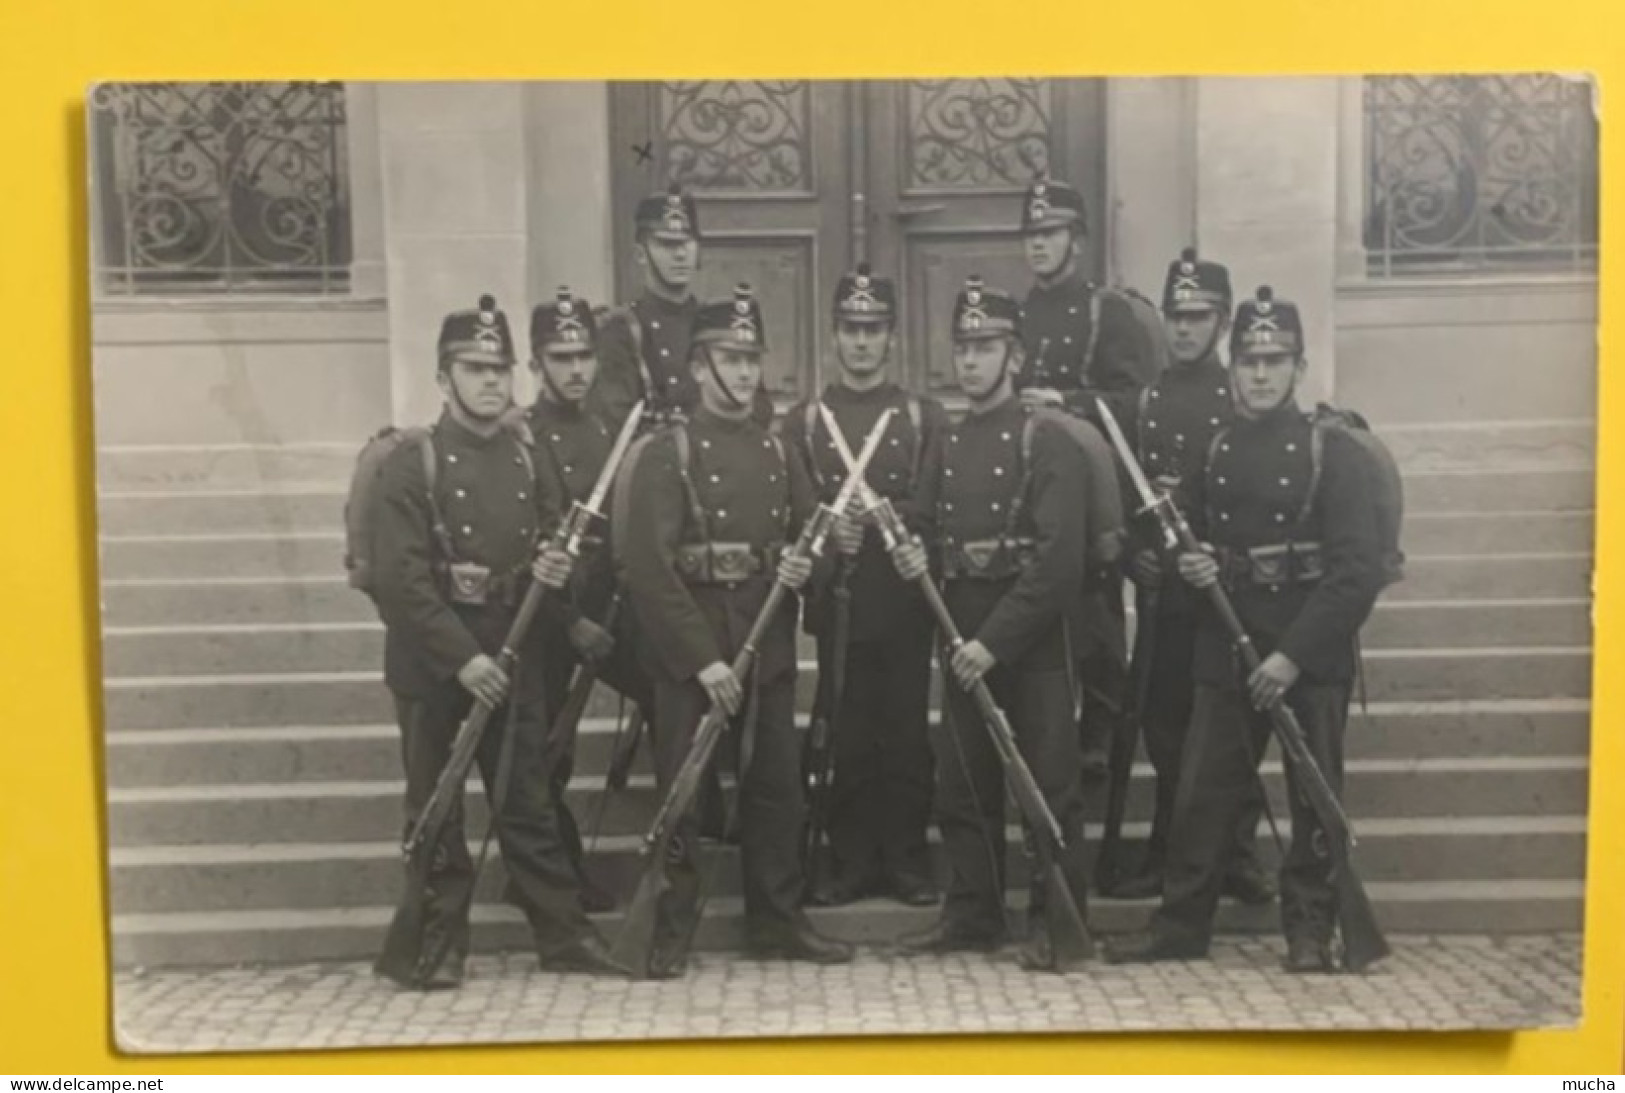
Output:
top-left (1112, 249), bottom-right (1275, 906)
top-left (1105, 286), bottom-right (1384, 973)
top-left (786, 264), bottom-right (947, 908)
top-left (592, 184), bottom-right (774, 430)
top-left (523, 287), bottom-right (655, 915)
top-left (1015, 176), bottom-right (1145, 782)
top-left (372, 295), bottom-right (626, 988)
top-left (619, 284), bottom-right (856, 978)
top-left (890, 277), bottom-right (1095, 971)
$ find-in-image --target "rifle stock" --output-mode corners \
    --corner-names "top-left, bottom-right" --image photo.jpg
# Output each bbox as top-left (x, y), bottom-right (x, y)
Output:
top-left (801, 557), bottom-right (853, 896)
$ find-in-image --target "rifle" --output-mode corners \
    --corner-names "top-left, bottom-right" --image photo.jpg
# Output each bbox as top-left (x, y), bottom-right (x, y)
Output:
top-left (818, 405), bottom-right (1094, 965)
top-left (1093, 398), bottom-right (1389, 972)
top-left (611, 409), bottom-right (898, 978)
top-left (1095, 582), bottom-right (1152, 895)
top-left (378, 399), bottom-right (646, 986)
top-left (802, 553), bottom-right (854, 899)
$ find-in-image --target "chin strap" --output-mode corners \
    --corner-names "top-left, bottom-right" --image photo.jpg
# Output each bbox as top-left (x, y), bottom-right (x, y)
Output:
top-left (699, 344), bottom-right (748, 411)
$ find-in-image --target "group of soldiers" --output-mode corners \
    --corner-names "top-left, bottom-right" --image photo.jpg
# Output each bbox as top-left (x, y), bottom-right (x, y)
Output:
top-left (366, 174), bottom-right (1388, 990)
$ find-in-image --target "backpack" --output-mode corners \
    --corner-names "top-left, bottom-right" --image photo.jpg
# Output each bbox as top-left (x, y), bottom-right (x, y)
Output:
top-left (343, 421), bottom-right (534, 601)
top-left (1087, 284), bottom-right (1170, 388)
top-left (1011, 406), bottom-right (1126, 571)
top-left (1304, 403), bottom-right (1406, 587)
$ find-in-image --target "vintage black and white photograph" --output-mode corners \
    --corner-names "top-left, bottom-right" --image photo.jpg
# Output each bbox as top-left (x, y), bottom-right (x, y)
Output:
top-left (91, 76), bottom-right (1595, 1051)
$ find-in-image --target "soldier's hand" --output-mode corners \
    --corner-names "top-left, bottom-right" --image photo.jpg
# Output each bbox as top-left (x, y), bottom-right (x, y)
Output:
top-left (457, 654), bottom-right (510, 707)
top-left (567, 617), bottom-right (615, 662)
top-left (1131, 548), bottom-right (1163, 590)
top-left (950, 640), bottom-right (997, 690)
top-left (891, 535), bottom-right (929, 582)
top-left (777, 551), bottom-right (814, 590)
top-left (831, 510), bottom-right (864, 556)
top-left (697, 660), bottom-right (744, 716)
top-left (1020, 386), bottom-right (1065, 410)
top-left (532, 546), bottom-right (575, 590)
top-left (1177, 544), bottom-right (1219, 589)
top-left (1248, 652), bottom-right (1302, 711)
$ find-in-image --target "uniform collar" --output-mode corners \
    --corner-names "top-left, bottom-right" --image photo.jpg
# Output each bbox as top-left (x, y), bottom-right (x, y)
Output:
top-left (693, 405), bottom-right (756, 433)
top-left (638, 290), bottom-right (698, 317)
top-left (963, 391), bottom-right (1022, 423)
top-left (436, 407), bottom-right (509, 448)
top-left (1029, 266), bottom-right (1087, 299)
top-left (528, 395), bottom-right (587, 424)
top-left (824, 380), bottom-right (900, 406)
top-left (1234, 396), bottom-right (1304, 433)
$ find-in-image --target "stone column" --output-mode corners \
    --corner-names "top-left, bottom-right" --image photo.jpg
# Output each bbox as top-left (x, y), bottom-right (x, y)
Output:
top-left (1104, 77), bottom-right (1197, 297)
top-left (524, 83), bottom-right (615, 309)
top-left (1193, 77), bottom-right (1341, 404)
top-left (377, 83), bottom-right (532, 426)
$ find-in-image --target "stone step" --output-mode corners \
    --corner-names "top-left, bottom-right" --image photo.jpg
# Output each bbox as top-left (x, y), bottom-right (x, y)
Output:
top-left (1363, 599), bottom-right (1589, 649)
top-left (99, 596), bottom-right (1590, 678)
top-left (93, 508), bottom-right (1598, 583)
top-left (98, 485), bottom-right (350, 537)
top-left (101, 577), bottom-right (375, 628)
top-left (1384, 554), bottom-right (1590, 601)
top-left (1379, 420), bottom-right (1595, 473)
top-left (100, 698), bottom-right (1591, 789)
top-left (97, 445), bottom-right (360, 492)
top-left (1402, 467), bottom-right (1592, 514)
top-left (1401, 511), bottom-right (1593, 556)
top-left (108, 879), bottom-right (1586, 968)
top-left (105, 755), bottom-right (1588, 850)
top-left (100, 641), bottom-right (1590, 732)
top-left (106, 813), bottom-right (1587, 915)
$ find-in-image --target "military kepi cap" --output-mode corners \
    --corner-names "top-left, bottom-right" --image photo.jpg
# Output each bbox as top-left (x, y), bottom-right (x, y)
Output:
top-left (438, 294), bottom-right (517, 369)
top-left (832, 263), bottom-right (897, 324)
top-left (635, 183), bottom-right (701, 242)
top-left (1020, 177), bottom-right (1087, 234)
top-left (1162, 247), bottom-right (1234, 315)
top-left (951, 275), bottom-right (1023, 341)
top-left (692, 283), bottom-right (768, 354)
top-left (1231, 285), bottom-right (1304, 358)
top-left (531, 286), bottom-right (598, 354)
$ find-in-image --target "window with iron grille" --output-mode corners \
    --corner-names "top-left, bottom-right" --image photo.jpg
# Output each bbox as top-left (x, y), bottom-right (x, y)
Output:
top-left (91, 82), bottom-right (352, 295)
top-left (1364, 74), bottom-right (1597, 276)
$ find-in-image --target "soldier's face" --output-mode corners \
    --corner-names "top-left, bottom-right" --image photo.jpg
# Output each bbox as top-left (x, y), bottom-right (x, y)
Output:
top-left (534, 345), bottom-right (599, 404)
top-left (439, 358), bottom-right (515, 420)
top-left (1165, 307), bottom-right (1227, 364)
top-left (833, 319), bottom-right (893, 377)
top-left (1023, 225), bottom-right (1076, 279)
top-left (694, 346), bottom-right (763, 412)
top-left (953, 336), bottom-right (1018, 401)
top-left (1230, 351), bottom-right (1305, 418)
top-left (641, 234), bottom-right (698, 290)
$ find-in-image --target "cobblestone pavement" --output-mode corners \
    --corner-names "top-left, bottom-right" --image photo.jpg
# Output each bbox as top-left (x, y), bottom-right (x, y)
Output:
top-left (114, 935), bottom-right (1581, 1053)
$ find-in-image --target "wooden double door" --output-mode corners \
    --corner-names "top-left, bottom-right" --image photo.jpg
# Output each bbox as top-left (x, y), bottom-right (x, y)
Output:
top-left (609, 79), bottom-right (1106, 403)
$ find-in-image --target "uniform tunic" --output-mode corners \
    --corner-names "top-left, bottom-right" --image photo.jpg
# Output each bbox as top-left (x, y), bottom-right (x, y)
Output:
top-left (785, 381), bottom-right (948, 890)
top-left (1153, 399), bottom-right (1384, 948)
top-left (1019, 270), bottom-right (1147, 431)
top-left (618, 407), bottom-right (823, 956)
top-left (921, 394), bottom-right (1094, 940)
top-left (370, 410), bottom-right (593, 985)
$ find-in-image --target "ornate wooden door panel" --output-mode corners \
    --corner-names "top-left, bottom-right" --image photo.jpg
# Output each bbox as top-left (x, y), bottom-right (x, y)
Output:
top-left (609, 81), bottom-right (851, 402)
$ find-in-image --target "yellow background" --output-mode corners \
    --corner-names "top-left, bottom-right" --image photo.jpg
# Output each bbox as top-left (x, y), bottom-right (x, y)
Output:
top-left (1, 0), bottom-right (1620, 1074)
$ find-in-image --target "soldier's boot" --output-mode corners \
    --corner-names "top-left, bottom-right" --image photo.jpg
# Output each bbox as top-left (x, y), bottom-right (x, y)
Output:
top-left (1101, 929), bottom-right (1208, 965)
top-left (894, 918), bottom-right (1001, 956)
top-left (1282, 934), bottom-right (1337, 975)
top-left (539, 929), bottom-right (634, 978)
top-left (1220, 861), bottom-right (1278, 905)
top-left (745, 915), bottom-right (854, 965)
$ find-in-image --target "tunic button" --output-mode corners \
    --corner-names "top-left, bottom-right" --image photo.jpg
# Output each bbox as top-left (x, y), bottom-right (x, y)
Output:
top-left (890, 437), bottom-right (900, 447)
top-left (1174, 433), bottom-right (1185, 445)
top-left (659, 348), bottom-right (670, 358)
top-left (1220, 443), bottom-right (1230, 453)
top-left (518, 491), bottom-right (527, 501)
top-left (650, 321), bottom-right (661, 330)
top-left (1001, 431), bottom-right (1012, 442)
top-left (717, 509), bottom-right (727, 520)
top-left (945, 468), bottom-right (954, 477)
top-left (1151, 389), bottom-right (1161, 400)
top-left (461, 524), bottom-right (472, 535)
top-left (950, 435), bottom-right (960, 443)
top-left (1210, 417), bottom-right (1220, 426)
top-left (1218, 386), bottom-right (1228, 396)
top-left (513, 457), bottom-right (523, 467)
top-left (1217, 476), bottom-right (1227, 485)
top-left (447, 454), bottom-right (459, 465)
top-left (1286, 443), bottom-right (1297, 453)
top-left (1279, 477), bottom-right (1291, 486)
top-left (1068, 306), bottom-right (1078, 316)
top-left (1148, 421), bottom-right (1158, 430)
top-left (990, 502), bottom-right (1002, 513)
top-left (771, 508), bottom-right (781, 519)
top-left (1275, 514), bottom-right (1287, 523)
top-left (550, 434), bottom-right (562, 444)
top-left (1063, 336), bottom-right (1073, 345)
top-left (563, 465), bottom-right (574, 476)
top-left (455, 488), bottom-right (467, 499)
top-left (763, 440), bottom-right (773, 450)
top-left (994, 467), bottom-right (1005, 477)
top-left (701, 439), bottom-right (711, 449)
top-left (768, 474), bottom-right (779, 484)
top-left (710, 473), bottom-right (721, 484)
top-left (1220, 513), bottom-right (1231, 522)
top-left (945, 502), bottom-right (955, 512)
top-left (667, 376), bottom-right (678, 386)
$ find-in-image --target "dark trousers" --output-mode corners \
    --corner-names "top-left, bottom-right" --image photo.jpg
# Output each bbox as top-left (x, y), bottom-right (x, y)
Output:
top-left (816, 623), bottom-right (935, 886)
top-left (1154, 681), bottom-right (1350, 949)
top-left (537, 613), bottom-right (654, 885)
top-left (649, 666), bottom-right (806, 958)
top-left (1139, 616), bottom-right (1267, 876)
top-left (377, 678), bottom-right (592, 980)
top-left (934, 661), bottom-right (1092, 941)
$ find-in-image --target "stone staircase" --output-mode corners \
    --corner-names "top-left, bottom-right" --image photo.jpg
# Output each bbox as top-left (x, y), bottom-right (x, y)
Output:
top-left (96, 420), bottom-right (1594, 968)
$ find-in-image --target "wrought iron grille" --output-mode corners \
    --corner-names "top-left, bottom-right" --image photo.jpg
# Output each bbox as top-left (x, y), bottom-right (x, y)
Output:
top-left (91, 82), bottom-right (352, 294)
top-left (906, 78), bottom-right (1052, 191)
top-left (1364, 74), bottom-right (1597, 275)
top-left (659, 81), bottom-right (810, 193)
